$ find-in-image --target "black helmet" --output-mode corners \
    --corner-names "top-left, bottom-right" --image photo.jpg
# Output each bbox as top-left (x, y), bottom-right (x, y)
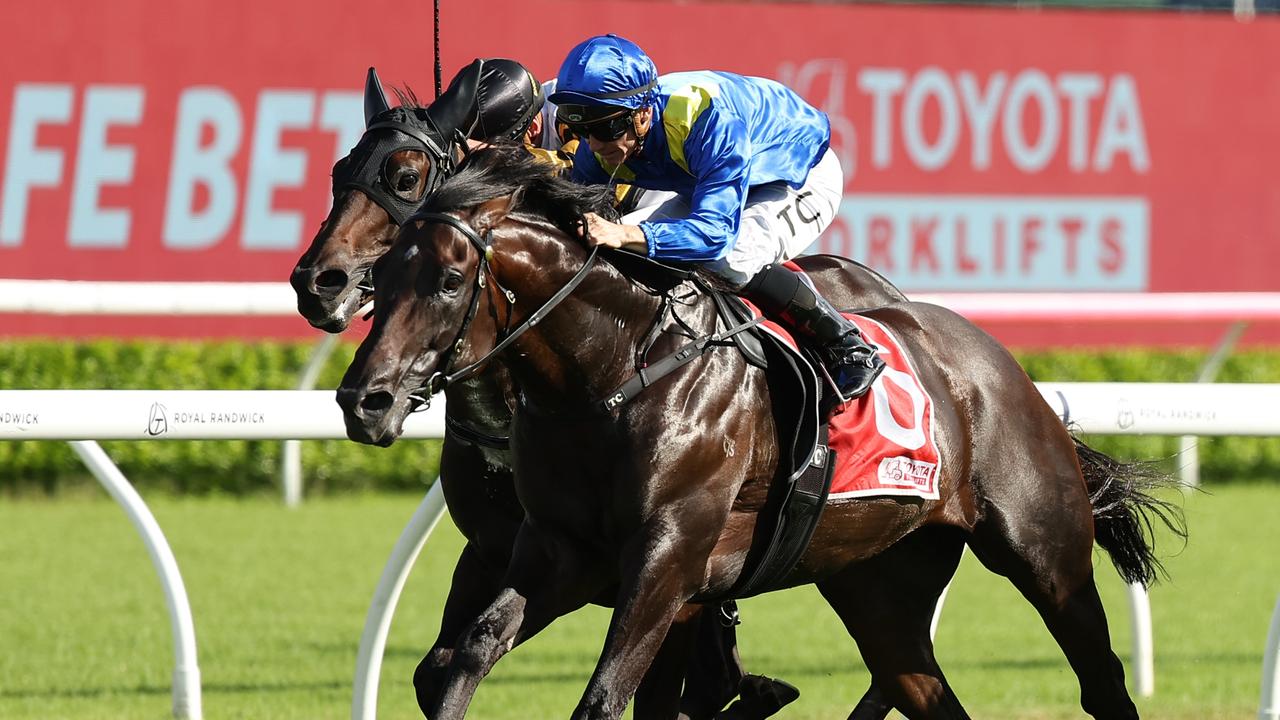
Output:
top-left (439, 58), bottom-right (545, 143)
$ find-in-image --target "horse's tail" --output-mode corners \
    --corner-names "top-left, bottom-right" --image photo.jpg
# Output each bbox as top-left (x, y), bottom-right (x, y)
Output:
top-left (1074, 436), bottom-right (1188, 587)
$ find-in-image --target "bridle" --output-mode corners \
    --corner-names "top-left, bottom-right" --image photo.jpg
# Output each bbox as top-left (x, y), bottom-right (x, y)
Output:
top-left (405, 210), bottom-right (601, 410)
top-left (334, 110), bottom-right (466, 228)
top-left (329, 110), bottom-right (470, 313)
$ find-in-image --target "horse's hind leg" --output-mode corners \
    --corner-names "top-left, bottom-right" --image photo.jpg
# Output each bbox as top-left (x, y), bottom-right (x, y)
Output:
top-left (817, 525), bottom-right (970, 719)
top-left (967, 456), bottom-right (1138, 719)
top-left (846, 686), bottom-right (894, 720)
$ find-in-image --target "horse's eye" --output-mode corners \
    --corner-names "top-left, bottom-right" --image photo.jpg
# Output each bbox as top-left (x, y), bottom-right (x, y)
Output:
top-left (441, 271), bottom-right (464, 294)
top-left (394, 170), bottom-right (420, 195)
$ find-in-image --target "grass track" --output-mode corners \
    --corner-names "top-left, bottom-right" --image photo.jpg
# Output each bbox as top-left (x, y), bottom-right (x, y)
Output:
top-left (0, 482), bottom-right (1275, 719)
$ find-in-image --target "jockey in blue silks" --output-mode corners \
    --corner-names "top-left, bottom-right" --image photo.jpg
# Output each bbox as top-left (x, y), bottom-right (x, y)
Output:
top-left (549, 34), bottom-right (884, 400)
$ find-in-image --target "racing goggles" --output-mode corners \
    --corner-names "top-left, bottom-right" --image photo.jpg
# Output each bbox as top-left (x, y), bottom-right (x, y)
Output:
top-left (556, 106), bottom-right (634, 142)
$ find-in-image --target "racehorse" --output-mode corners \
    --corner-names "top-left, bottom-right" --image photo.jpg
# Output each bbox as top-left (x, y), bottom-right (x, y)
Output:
top-left (337, 145), bottom-right (1185, 720)
top-left (291, 72), bottom-right (910, 718)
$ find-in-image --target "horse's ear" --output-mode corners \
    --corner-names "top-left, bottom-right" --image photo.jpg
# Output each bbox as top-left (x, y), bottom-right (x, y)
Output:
top-left (501, 188), bottom-right (524, 219)
top-left (364, 67), bottom-right (391, 126)
top-left (475, 191), bottom-right (523, 234)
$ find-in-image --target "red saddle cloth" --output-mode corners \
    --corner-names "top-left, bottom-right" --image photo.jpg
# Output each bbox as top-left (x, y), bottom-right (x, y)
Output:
top-left (755, 310), bottom-right (943, 501)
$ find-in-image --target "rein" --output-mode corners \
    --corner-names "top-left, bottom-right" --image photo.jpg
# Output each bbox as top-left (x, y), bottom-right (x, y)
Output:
top-left (406, 211), bottom-right (601, 409)
top-left (401, 211), bottom-right (760, 419)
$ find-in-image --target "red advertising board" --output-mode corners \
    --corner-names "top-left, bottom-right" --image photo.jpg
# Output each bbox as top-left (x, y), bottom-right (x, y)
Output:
top-left (1, 0), bottom-right (1278, 344)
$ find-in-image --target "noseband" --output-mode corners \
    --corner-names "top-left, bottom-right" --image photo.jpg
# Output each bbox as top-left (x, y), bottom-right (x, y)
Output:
top-left (406, 211), bottom-right (601, 409)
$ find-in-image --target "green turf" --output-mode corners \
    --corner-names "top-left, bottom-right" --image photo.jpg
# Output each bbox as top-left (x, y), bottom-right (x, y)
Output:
top-left (0, 484), bottom-right (1274, 719)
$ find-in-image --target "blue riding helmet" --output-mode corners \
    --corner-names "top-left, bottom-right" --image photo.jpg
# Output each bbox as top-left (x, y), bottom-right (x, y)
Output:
top-left (548, 34), bottom-right (658, 111)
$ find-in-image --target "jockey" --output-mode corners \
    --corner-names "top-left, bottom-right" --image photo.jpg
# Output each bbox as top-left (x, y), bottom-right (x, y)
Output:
top-left (548, 34), bottom-right (884, 400)
top-left (450, 58), bottom-right (558, 151)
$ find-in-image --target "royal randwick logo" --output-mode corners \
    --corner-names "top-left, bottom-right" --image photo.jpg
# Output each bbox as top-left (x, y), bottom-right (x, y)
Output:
top-left (146, 402), bottom-right (168, 436)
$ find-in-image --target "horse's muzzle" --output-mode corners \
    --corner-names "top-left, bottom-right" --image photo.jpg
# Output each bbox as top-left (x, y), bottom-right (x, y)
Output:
top-left (292, 264), bottom-right (367, 333)
top-left (336, 385), bottom-right (402, 447)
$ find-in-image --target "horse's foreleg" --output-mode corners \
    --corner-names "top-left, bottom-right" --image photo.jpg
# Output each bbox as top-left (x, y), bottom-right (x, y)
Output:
top-left (572, 517), bottom-right (720, 720)
top-left (633, 604), bottom-right (704, 719)
top-left (413, 543), bottom-right (503, 716)
top-left (429, 523), bottom-right (603, 720)
top-left (678, 604), bottom-right (751, 719)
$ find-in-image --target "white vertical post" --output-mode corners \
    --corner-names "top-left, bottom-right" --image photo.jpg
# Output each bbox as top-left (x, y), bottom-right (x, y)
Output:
top-left (282, 333), bottom-right (342, 507)
top-left (1180, 322), bottom-right (1248, 488)
top-left (69, 441), bottom-right (202, 720)
top-left (1128, 582), bottom-right (1154, 697)
top-left (1260, 594), bottom-right (1280, 720)
top-left (352, 481), bottom-right (449, 720)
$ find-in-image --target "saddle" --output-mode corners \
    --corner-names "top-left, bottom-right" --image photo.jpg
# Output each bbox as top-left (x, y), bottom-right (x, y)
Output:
top-left (597, 249), bottom-right (835, 599)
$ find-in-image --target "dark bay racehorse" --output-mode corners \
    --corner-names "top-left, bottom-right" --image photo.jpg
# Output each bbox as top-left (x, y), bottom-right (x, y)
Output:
top-left (338, 146), bottom-right (1184, 720)
top-left (292, 72), bottom-right (909, 718)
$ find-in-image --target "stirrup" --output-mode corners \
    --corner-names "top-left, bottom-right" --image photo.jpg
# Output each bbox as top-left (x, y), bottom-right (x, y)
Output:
top-left (815, 352), bottom-right (885, 402)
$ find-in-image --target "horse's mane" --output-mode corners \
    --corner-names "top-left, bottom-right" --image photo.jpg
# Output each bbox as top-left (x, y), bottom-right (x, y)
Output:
top-left (420, 144), bottom-right (620, 236)
top-left (369, 87), bottom-right (444, 141)
top-left (390, 85), bottom-right (425, 110)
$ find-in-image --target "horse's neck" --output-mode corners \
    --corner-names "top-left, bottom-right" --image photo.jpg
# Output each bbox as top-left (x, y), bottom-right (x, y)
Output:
top-left (444, 364), bottom-right (515, 433)
top-left (503, 251), bottom-right (702, 413)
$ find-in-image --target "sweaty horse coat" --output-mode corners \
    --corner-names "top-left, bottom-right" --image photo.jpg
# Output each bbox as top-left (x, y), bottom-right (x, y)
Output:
top-left (339, 146), bottom-right (1183, 720)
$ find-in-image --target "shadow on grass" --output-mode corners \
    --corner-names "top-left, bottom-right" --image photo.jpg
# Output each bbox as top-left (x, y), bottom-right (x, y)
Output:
top-left (0, 679), bottom-right (346, 701)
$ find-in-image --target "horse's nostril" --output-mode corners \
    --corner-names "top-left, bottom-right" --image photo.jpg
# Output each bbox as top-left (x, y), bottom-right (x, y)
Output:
top-left (316, 269), bottom-right (349, 292)
top-left (361, 391), bottom-right (394, 413)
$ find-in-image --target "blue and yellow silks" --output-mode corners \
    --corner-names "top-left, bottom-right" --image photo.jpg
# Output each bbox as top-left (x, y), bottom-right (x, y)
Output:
top-left (570, 71), bottom-right (831, 263)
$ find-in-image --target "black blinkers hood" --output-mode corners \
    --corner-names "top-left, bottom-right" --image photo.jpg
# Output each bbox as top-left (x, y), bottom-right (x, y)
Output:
top-left (334, 60), bottom-right (545, 226)
top-left (335, 107), bottom-right (453, 227)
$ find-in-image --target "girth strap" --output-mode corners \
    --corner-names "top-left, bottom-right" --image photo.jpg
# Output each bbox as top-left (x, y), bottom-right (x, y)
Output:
top-left (728, 424), bottom-right (835, 598)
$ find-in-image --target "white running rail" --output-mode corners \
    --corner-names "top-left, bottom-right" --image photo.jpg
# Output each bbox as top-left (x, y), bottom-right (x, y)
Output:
top-left (70, 440), bottom-right (203, 720)
top-left (7, 280), bottom-right (1280, 505)
top-left (1263, 594), bottom-right (1280, 720)
top-left (5, 280), bottom-right (1280, 323)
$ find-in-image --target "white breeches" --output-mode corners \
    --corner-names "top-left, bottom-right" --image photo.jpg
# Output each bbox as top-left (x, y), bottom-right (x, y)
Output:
top-left (622, 148), bottom-right (843, 287)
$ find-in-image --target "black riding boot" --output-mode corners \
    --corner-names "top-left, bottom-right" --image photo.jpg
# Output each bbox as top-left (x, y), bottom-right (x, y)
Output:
top-left (741, 264), bottom-right (885, 401)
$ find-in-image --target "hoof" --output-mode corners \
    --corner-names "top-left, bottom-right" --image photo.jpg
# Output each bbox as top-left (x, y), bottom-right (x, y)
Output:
top-left (714, 674), bottom-right (800, 719)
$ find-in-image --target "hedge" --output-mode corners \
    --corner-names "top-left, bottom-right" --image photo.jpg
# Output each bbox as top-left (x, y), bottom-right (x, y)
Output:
top-left (2, 340), bottom-right (1278, 494)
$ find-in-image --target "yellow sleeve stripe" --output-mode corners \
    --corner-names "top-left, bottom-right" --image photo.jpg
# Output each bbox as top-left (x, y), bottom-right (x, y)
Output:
top-left (662, 83), bottom-right (719, 175)
top-left (594, 154), bottom-right (637, 182)
top-left (525, 146), bottom-right (571, 173)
